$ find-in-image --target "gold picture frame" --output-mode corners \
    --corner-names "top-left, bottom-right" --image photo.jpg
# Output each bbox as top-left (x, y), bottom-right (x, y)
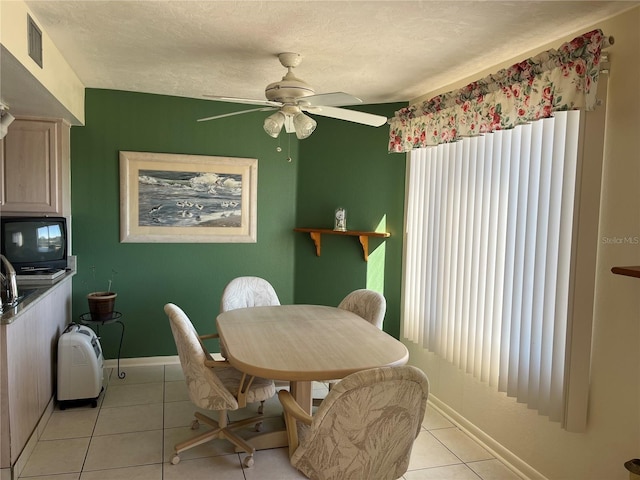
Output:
top-left (119, 151), bottom-right (257, 243)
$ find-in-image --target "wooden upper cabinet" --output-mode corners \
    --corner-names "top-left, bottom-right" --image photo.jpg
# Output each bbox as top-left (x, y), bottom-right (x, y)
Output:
top-left (0, 117), bottom-right (70, 215)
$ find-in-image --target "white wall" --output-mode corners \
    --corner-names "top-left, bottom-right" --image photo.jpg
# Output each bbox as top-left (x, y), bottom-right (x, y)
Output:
top-left (405, 7), bottom-right (640, 480)
top-left (0, 0), bottom-right (84, 123)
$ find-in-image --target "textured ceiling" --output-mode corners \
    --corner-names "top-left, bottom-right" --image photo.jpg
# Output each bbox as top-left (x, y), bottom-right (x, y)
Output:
top-left (11, 1), bottom-right (637, 115)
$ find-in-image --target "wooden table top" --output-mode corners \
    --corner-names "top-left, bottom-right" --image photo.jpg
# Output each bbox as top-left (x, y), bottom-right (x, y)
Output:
top-left (216, 304), bottom-right (409, 382)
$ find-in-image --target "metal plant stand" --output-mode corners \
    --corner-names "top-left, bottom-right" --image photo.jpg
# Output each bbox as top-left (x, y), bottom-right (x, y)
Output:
top-left (80, 311), bottom-right (126, 379)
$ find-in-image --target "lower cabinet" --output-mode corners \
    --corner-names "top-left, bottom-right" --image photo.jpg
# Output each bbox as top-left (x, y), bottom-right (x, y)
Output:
top-left (0, 278), bottom-right (71, 471)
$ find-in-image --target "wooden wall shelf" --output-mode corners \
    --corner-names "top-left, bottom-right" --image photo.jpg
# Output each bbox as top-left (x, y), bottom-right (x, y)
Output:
top-left (611, 266), bottom-right (640, 278)
top-left (294, 228), bottom-right (390, 261)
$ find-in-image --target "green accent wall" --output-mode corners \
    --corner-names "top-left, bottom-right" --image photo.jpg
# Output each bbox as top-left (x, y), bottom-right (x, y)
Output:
top-left (71, 89), bottom-right (298, 359)
top-left (294, 103), bottom-right (406, 338)
top-left (71, 89), bottom-right (406, 359)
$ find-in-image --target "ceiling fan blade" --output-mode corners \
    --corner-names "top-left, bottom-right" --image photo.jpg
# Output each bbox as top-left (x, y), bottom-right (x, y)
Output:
top-left (204, 95), bottom-right (282, 107)
top-left (197, 107), bottom-right (275, 122)
top-left (305, 106), bottom-right (388, 127)
top-left (300, 92), bottom-right (362, 107)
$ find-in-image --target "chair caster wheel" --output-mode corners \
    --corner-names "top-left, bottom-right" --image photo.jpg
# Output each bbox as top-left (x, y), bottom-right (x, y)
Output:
top-left (190, 419), bottom-right (199, 430)
top-left (258, 402), bottom-right (264, 414)
top-left (254, 421), bottom-right (263, 432)
top-left (171, 454), bottom-right (180, 465)
top-left (243, 455), bottom-right (254, 468)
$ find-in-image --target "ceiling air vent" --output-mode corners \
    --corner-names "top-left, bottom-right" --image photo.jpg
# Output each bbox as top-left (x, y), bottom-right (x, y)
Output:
top-left (27, 15), bottom-right (43, 68)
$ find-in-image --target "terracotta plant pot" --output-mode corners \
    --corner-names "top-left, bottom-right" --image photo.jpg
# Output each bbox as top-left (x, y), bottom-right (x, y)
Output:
top-left (87, 291), bottom-right (117, 321)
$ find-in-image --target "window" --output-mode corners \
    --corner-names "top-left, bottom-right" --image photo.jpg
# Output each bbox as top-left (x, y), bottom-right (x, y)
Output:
top-left (395, 31), bottom-right (608, 431)
top-left (403, 111), bottom-right (585, 424)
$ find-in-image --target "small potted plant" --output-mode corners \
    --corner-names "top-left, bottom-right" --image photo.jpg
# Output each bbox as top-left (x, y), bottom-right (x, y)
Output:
top-left (87, 267), bottom-right (118, 321)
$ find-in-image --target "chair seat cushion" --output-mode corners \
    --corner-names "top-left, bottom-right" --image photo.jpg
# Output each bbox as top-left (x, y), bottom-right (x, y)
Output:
top-left (217, 366), bottom-right (276, 405)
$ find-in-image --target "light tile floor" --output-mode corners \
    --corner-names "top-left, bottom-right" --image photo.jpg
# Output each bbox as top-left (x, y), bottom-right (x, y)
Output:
top-left (18, 365), bottom-right (524, 480)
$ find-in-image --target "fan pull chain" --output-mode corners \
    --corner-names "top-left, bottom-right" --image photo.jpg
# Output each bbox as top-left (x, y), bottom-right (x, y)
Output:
top-left (274, 131), bottom-right (292, 162)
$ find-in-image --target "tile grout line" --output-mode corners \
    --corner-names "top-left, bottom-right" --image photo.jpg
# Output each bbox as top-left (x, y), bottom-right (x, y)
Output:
top-left (78, 366), bottom-right (110, 477)
top-left (420, 425), bottom-right (492, 480)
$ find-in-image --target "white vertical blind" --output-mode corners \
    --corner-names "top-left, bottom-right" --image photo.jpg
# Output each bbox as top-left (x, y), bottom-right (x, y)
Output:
top-left (403, 111), bottom-right (580, 421)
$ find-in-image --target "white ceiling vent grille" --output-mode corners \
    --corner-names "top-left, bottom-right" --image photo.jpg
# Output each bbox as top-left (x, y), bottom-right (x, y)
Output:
top-left (27, 15), bottom-right (43, 68)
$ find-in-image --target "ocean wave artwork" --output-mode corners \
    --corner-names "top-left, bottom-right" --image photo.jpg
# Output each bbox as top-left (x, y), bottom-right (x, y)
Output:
top-left (137, 170), bottom-right (243, 227)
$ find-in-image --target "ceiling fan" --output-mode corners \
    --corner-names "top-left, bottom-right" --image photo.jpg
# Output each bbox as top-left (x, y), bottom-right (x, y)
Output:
top-left (197, 52), bottom-right (388, 140)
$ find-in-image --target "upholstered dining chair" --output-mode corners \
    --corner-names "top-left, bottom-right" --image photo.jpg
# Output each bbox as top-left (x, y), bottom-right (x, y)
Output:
top-left (220, 276), bottom-right (281, 312)
top-left (165, 303), bottom-right (275, 468)
top-left (279, 365), bottom-right (429, 480)
top-left (337, 288), bottom-right (386, 329)
top-left (311, 289), bottom-right (387, 408)
top-left (201, 277), bottom-right (280, 362)
top-left (219, 276), bottom-right (283, 402)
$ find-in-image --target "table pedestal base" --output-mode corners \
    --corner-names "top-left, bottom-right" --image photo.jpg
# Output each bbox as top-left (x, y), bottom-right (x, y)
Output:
top-left (290, 380), bottom-right (312, 414)
top-left (235, 430), bottom-right (289, 452)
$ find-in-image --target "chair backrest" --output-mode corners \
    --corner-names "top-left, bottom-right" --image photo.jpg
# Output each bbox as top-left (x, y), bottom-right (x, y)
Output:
top-left (291, 365), bottom-right (429, 480)
top-left (220, 276), bottom-right (281, 312)
top-left (164, 303), bottom-right (238, 411)
top-left (337, 289), bottom-right (386, 329)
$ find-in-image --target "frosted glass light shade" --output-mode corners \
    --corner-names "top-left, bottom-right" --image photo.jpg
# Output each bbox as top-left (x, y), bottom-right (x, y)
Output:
top-left (263, 112), bottom-right (286, 137)
top-left (293, 112), bottom-right (317, 139)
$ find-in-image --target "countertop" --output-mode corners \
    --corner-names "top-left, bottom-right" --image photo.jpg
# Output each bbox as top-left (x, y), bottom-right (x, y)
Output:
top-left (0, 270), bottom-right (75, 325)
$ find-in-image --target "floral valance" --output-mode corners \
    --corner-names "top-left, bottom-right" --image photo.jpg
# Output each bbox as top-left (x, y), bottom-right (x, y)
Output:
top-left (389, 29), bottom-right (606, 153)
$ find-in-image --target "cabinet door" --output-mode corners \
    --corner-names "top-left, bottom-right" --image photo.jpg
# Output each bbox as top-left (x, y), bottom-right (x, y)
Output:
top-left (3, 279), bottom-right (72, 465)
top-left (1, 325), bottom-right (10, 468)
top-left (37, 281), bottom-right (71, 411)
top-left (0, 119), bottom-right (61, 214)
top-left (6, 311), bottom-right (40, 463)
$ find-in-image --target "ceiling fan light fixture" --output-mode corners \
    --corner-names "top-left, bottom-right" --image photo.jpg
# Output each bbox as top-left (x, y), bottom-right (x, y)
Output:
top-left (263, 111), bottom-right (286, 137)
top-left (293, 112), bottom-right (316, 140)
top-left (200, 53), bottom-right (386, 137)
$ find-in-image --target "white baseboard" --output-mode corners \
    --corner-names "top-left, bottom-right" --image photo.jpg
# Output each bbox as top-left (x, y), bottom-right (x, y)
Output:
top-left (428, 394), bottom-right (547, 480)
top-left (103, 355), bottom-right (180, 369)
top-left (103, 354), bottom-right (225, 370)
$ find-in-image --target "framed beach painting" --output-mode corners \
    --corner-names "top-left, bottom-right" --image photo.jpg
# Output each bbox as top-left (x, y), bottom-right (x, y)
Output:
top-left (119, 151), bottom-right (257, 243)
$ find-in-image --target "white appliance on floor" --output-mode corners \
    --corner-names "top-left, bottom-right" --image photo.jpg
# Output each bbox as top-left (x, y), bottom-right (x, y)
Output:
top-left (57, 323), bottom-right (104, 408)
